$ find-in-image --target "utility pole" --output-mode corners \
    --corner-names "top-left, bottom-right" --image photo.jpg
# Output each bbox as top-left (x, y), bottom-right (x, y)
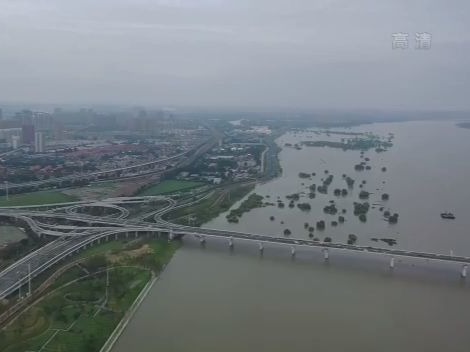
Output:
top-left (18, 277), bottom-right (21, 300)
top-left (28, 263), bottom-right (31, 296)
top-left (105, 266), bottom-right (109, 303)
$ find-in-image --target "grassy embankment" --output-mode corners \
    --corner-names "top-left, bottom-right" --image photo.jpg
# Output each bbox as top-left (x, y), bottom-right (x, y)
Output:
top-left (164, 183), bottom-right (255, 226)
top-left (0, 191), bottom-right (78, 207)
top-left (138, 180), bottom-right (204, 196)
top-left (0, 239), bottom-right (178, 352)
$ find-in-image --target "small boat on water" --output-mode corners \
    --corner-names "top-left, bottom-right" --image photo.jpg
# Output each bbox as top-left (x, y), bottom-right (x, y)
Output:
top-left (441, 212), bottom-right (456, 220)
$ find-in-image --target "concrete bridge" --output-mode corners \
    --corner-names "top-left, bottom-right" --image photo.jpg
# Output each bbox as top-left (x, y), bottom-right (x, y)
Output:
top-left (1, 206), bottom-right (470, 299)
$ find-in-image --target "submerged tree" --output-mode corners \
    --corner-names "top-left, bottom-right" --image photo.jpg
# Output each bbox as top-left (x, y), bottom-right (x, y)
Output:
top-left (347, 234), bottom-right (358, 245)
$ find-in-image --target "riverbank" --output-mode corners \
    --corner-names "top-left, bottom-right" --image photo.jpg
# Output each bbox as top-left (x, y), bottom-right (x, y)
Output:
top-left (100, 273), bottom-right (158, 352)
top-left (164, 183), bottom-right (256, 226)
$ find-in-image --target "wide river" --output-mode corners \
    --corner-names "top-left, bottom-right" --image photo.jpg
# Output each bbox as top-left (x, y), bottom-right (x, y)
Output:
top-left (113, 121), bottom-right (470, 351)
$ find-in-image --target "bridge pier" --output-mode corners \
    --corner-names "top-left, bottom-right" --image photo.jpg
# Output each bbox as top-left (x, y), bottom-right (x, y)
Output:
top-left (168, 229), bottom-right (174, 242)
top-left (258, 242), bottom-right (264, 254)
top-left (290, 246), bottom-right (296, 258)
top-left (135, 231), bottom-right (138, 239)
top-left (228, 237), bottom-right (234, 249)
top-left (323, 248), bottom-right (329, 262)
top-left (199, 235), bottom-right (206, 245)
top-left (461, 264), bottom-right (468, 278)
top-left (389, 256), bottom-right (395, 270)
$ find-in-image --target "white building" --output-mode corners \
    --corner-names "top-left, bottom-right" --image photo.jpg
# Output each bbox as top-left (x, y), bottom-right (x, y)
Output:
top-left (0, 128), bottom-right (22, 145)
top-left (34, 132), bottom-right (45, 153)
top-left (11, 135), bottom-right (20, 149)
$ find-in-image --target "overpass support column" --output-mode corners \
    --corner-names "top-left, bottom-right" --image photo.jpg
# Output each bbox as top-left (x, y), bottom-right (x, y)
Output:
top-left (461, 264), bottom-right (468, 279)
top-left (115, 233), bottom-right (118, 240)
top-left (228, 237), bottom-right (234, 249)
top-left (258, 242), bottom-right (264, 254)
top-left (135, 231), bottom-right (138, 239)
top-left (323, 248), bottom-right (329, 262)
top-left (168, 229), bottom-right (174, 242)
top-left (389, 257), bottom-right (395, 270)
top-left (199, 235), bottom-right (206, 245)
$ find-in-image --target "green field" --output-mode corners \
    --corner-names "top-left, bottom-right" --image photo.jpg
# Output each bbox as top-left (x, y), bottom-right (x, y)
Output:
top-left (0, 267), bottom-right (150, 352)
top-left (0, 191), bottom-right (78, 207)
top-left (0, 239), bottom-right (178, 352)
top-left (138, 180), bottom-right (204, 196)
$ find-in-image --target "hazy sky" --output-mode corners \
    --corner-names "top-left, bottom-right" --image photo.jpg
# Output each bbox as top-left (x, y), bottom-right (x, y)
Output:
top-left (0, 0), bottom-right (469, 110)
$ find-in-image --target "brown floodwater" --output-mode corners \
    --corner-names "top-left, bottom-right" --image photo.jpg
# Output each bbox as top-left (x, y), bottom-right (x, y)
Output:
top-left (112, 121), bottom-right (470, 352)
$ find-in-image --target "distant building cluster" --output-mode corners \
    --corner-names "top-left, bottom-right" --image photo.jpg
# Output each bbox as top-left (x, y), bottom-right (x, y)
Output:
top-left (177, 124), bottom-right (269, 184)
top-left (0, 106), bottom-right (210, 185)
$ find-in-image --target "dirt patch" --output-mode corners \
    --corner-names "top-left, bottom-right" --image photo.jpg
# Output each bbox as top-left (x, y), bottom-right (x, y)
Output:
top-left (107, 244), bottom-right (154, 264)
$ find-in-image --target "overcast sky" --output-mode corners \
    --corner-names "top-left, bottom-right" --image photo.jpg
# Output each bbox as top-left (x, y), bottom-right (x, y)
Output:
top-left (0, 0), bottom-right (469, 111)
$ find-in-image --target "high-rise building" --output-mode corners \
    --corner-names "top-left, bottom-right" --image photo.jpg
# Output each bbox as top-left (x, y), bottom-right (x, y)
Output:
top-left (33, 112), bottom-right (53, 131)
top-left (34, 132), bottom-right (45, 153)
top-left (12, 135), bottom-right (20, 149)
top-left (22, 124), bottom-right (35, 145)
top-left (15, 110), bottom-right (33, 124)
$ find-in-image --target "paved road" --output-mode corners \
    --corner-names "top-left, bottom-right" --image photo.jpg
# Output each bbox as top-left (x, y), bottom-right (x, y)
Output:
top-left (0, 235), bottom-right (91, 298)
